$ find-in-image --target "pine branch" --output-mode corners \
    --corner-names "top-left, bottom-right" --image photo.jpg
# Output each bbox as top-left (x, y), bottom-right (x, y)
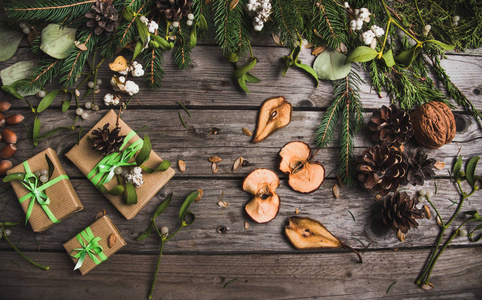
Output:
top-left (316, 92), bottom-right (343, 148)
top-left (16, 59), bottom-right (62, 93)
top-left (213, 0), bottom-right (251, 56)
top-left (271, 0), bottom-right (306, 48)
top-left (5, 0), bottom-right (95, 24)
top-left (309, 0), bottom-right (347, 49)
top-left (339, 96), bottom-right (354, 185)
top-left (173, 21), bottom-right (192, 69)
top-left (144, 46), bottom-right (164, 89)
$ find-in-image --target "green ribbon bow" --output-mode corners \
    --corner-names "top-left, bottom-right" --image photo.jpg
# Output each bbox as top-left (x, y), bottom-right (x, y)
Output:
top-left (87, 131), bottom-right (143, 188)
top-left (18, 161), bottom-right (68, 225)
top-left (71, 226), bottom-right (108, 270)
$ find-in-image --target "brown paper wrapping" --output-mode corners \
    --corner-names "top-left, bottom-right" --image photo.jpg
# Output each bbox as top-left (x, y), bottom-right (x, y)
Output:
top-left (65, 110), bottom-right (175, 220)
top-left (8, 148), bottom-right (83, 232)
top-left (63, 215), bottom-right (126, 275)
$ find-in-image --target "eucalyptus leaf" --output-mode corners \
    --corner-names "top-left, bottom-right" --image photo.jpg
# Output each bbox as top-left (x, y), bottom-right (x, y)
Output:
top-left (382, 49), bottom-right (395, 68)
top-left (45, 154), bottom-right (54, 181)
top-left (40, 24), bottom-right (76, 59)
top-left (1, 85), bottom-right (24, 99)
top-left (465, 156), bottom-right (479, 186)
top-left (136, 135), bottom-right (151, 166)
top-left (37, 90), bottom-right (60, 113)
top-left (0, 60), bottom-right (40, 96)
top-left (313, 49), bottom-right (351, 81)
top-left (154, 193), bottom-right (173, 218)
top-left (295, 62), bottom-right (319, 87)
top-left (123, 182), bottom-right (137, 205)
top-left (453, 156), bottom-right (463, 181)
top-left (136, 222), bottom-right (154, 241)
top-left (179, 190), bottom-right (200, 221)
top-left (346, 46), bottom-right (378, 63)
top-left (427, 40), bottom-right (455, 51)
top-left (394, 45), bottom-right (421, 68)
top-left (0, 23), bottom-right (24, 62)
top-left (32, 116), bottom-right (41, 146)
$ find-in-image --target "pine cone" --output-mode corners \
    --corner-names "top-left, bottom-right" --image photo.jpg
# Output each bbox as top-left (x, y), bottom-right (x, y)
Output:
top-left (157, 0), bottom-right (193, 21)
top-left (404, 148), bottom-right (436, 186)
top-left (381, 191), bottom-right (427, 241)
top-left (85, 0), bottom-right (120, 35)
top-left (368, 104), bottom-right (413, 146)
top-left (91, 123), bottom-right (125, 156)
top-left (357, 145), bottom-right (408, 196)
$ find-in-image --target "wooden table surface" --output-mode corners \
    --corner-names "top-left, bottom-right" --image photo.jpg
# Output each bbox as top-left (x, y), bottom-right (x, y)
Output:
top-left (0, 34), bottom-right (481, 300)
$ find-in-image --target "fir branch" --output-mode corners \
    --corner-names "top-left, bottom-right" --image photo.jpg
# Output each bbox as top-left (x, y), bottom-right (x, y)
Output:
top-left (5, 0), bottom-right (95, 24)
top-left (316, 92), bottom-right (343, 148)
top-left (174, 21), bottom-right (192, 69)
top-left (144, 46), bottom-right (164, 88)
top-left (60, 30), bottom-right (97, 87)
top-left (309, 0), bottom-right (347, 49)
top-left (271, 0), bottom-right (307, 48)
top-left (213, 0), bottom-right (251, 56)
top-left (16, 59), bottom-right (62, 93)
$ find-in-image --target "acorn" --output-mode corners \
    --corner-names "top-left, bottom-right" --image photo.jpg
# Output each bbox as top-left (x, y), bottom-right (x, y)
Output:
top-left (0, 101), bottom-right (11, 112)
top-left (0, 113), bottom-right (4, 127)
top-left (0, 160), bottom-right (13, 176)
top-left (0, 144), bottom-right (16, 159)
top-left (1, 129), bottom-right (17, 144)
top-left (6, 114), bottom-right (24, 125)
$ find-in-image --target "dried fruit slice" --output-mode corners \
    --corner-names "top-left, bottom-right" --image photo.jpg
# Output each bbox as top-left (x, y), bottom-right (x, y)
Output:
top-left (253, 96), bottom-right (292, 143)
top-left (279, 141), bottom-right (325, 193)
top-left (284, 216), bottom-right (362, 263)
top-left (243, 169), bottom-right (280, 223)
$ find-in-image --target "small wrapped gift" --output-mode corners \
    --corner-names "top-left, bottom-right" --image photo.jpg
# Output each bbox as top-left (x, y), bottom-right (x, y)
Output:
top-left (63, 215), bottom-right (126, 275)
top-left (6, 148), bottom-right (83, 232)
top-left (66, 110), bottom-right (175, 220)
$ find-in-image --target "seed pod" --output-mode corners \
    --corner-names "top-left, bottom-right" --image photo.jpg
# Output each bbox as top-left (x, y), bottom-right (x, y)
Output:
top-left (242, 128), bottom-right (252, 136)
top-left (1, 129), bottom-right (17, 144)
top-left (0, 113), bottom-right (5, 127)
top-left (178, 160), bottom-right (186, 172)
top-left (217, 200), bottom-right (229, 207)
top-left (0, 160), bottom-right (13, 176)
top-left (195, 189), bottom-right (203, 202)
top-left (0, 101), bottom-right (11, 112)
top-left (333, 184), bottom-right (340, 198)
top-left (244, 221), bottom-right (249, 230)
top-left (434, 161), bottom-right (446, 170)
top-left (0, 144), bottom-right (16, 159)
top-left (6, 114), bottom-right (24, 125)
top-left (209, 156), bottom-right (223, 163)
top-left (212, 162), bottom-right (218, 173)
top-left (233, 157), bottom-right (243, 171)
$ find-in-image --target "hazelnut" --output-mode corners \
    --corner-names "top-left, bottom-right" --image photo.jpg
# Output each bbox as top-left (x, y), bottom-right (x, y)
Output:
top-left (0, 160), bottom-right (13, 176)
top-left (6, 114), bottom-right (24, 125)
top-left (0, 144), bottom-right (16, 159)
top-left (0, 113), bottom-right (4, 127)
top-left (411, 102), bottom-right (456, 149)
top-left (1, 129), bottom-right (17, 144)
top-left (0, 101), bottom-right (11, 112)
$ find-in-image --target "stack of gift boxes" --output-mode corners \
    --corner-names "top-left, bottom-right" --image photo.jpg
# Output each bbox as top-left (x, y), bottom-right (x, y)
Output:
top-left (5, 110), bottom-right (175, 274)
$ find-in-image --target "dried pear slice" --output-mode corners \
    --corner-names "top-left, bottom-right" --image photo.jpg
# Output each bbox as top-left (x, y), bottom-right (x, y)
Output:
top-left (279, 141), bottom-right (325, 193)
top-left (284, 216), bottom-right (362, 263)
top-left (253, 96), bottom-right (292, 143)
top-left (243, 169), bottom-right (280, 223)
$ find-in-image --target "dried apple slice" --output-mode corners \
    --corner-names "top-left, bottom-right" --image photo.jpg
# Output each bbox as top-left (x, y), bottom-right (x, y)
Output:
top-left (285, 216), bottom-right (362, 263)
top-left (279, 141), bottom-right (325, 193)
top-left (243, 169), bottom-right (280, 223)
top-left (253, 96), bottom-right (292, 143)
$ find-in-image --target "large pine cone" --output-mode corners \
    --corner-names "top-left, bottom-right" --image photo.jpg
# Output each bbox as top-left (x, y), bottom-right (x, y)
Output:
top-left (381, 191), bottom-right (427, 241)
top-left (85, 0), bottom-right (120, 35)
top-left (357, 145), bottom-right (408, 196)
top-left (404, 148), bottom-right (435, 186)
top-left (368, 104), bottom-right (413, 146)
top-left (157, 0), bottom-right (193, 21)
top-left (91, 123), bottom-right (125, 156)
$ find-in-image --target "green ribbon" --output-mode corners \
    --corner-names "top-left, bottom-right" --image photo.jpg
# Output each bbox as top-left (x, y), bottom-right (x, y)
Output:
top-left (87, 131), bottom-right (143, 188)
top-left (18, 161), bottom-right (68, 225)
top-left (70, 226), bottom-right (108, 270)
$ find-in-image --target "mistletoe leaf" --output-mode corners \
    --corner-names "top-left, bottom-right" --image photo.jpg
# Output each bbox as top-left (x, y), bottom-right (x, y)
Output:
top-left (0, 22), bottom-right (24, 62)
top-left (133, 40), bottom-right (143, 61)
top-left (123, 182), bottom-right (137, 205)
top-left (136, 222), bottom-right (154, 241)
top-left (453, 155), bottom-right (463, 181)
top-left (154, 193), bottom-right (173, 218)
top-left (135, 17), bottom-right (149, 47)
top-left (136, 135), bottom-right (151, 166)
top-left (394, 45), bottom-right (421, 68)
top-left (179, 190), bottom-right (200, 221)
top-left (346, 46), bottom-right (378, 63)
top-left (40, 24), bottom-right (76, 59)
top-left (190, 28), bottom-right (197, 48)
top-left (37, 89), bottom-right (60, 113)
top-left (382, 49), bottom-right (395, 68)
top-left (313, 49), bottom-right (351, 81)
top-left (245, 72), bottom-right (261, 83)
top-left (427, 40), bottom-right (455, 51)
top-left (295, 62), bottom-right (319, 87)
top-left (465, 156), bottom-right (480, 186)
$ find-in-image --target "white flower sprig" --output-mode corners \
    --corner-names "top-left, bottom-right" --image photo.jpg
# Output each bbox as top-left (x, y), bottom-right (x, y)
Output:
top-left (245, 0), bottom-right (272, 32)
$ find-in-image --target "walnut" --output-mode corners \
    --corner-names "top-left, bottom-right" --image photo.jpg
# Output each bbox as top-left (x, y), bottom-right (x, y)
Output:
top-left (411, 102), bottom-right (456, 149)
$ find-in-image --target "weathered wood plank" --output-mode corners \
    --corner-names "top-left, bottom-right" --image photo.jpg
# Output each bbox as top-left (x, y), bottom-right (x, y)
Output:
top-left (1, 177), bottom-right (481, 253)
top-left (4, 109), bottom-right (481, 179)
top-left (0, 248), bottom-right (481, 299)
top-left (1, 46), bottom-right (481, 110)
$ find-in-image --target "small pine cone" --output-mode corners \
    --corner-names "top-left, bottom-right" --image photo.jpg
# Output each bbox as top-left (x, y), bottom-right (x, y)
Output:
top-left (91, 123), bottom-right (125, 155)
top-left (85, 0), bottom-right (120, 35)
top-left (381, 191), bottom-right (426, 241)
top-left (157, 0), bottom-right (193, 21)
top-left (368, 104), bottom-right (413, 146)
top-left (357, 144), bottom-right (408, 196)
top-left (404, 148), bottom-right (436, 186)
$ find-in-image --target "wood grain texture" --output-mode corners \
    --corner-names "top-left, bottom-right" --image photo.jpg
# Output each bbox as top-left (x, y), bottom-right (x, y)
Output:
top-left (0, 248), bottom-right (481, 300)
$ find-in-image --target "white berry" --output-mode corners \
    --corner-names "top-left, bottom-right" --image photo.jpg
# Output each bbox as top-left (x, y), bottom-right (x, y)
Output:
top-left (253, 23), bottom-right (263, 31)
top-left (5, 229), bottom-right (11, 236)
top-left (96, 79), bottom-right (102, 85)
top-left (426, 191), bottom-right (434, 198)
top-left (76, 108), bottom-right (84, 116)
top-left (88, 81), bottom-right (95, 89)
top-left (459, 229), bottom-right (468, 237)
top-left (188, 13), bottom-right (194, 20)
top-left (424, 24), bottom-right (431, 31)
top-left (19, 23), bottom-right (27, 29)
top-left (81, 112), bottom-right (89, 119)
top-left (249, 0), bottom-right (256, 4)
top-left (40, 169), bottom-right (48, 175)
top-left (85, 102), bottom-right (92, 109)
top-left (114, 167), bottom-right (123, 175)
top-left (172, 21), bottom-right (179, 28)
top-left (161, 226), bottom-right (169, 237)
top-left (93, 105), bottom-right (99, 111)
top-left (40, 175), bottom-right (48, 183)
top-left (37, 90), bottom-right (46, 98)
top-left (186, 20), bottom-right (193, 26)
top-left (418, 196), bottom-right (425, 203)
top-left (23, 27), bottom-right (30, 34)
top-left (453, 15), bottom-right (460, 22)
top-left (419, 189), bottom-right (427, 196)
top-left (34, 171), bottom-right (41, 177)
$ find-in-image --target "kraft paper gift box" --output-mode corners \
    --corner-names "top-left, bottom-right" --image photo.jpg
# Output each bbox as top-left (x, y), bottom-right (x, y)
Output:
top-left (63, 215), bottom-right (126, 275)
top-left (7, 148), bottom-right (83, 232)
top-left (65, 110), bottom-right (175, 220)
